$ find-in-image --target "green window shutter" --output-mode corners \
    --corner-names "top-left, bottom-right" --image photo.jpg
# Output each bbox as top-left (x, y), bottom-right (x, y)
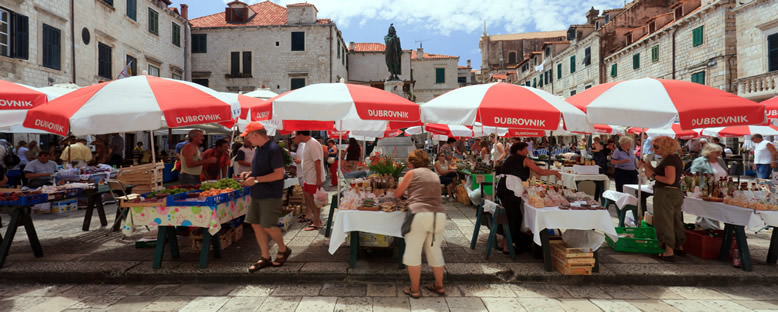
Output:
top-left (651, 45), bottom-right (659, 62)
top-left (148, 8), bottom-right (158, 35)
top-left (633, 53), bottom-right (640, 69)
top-left (611, 64), bottom-right (617, 77)
top-left (532, 78), bottom-right (537, 88)
top-left (692, 26), bottom-right (704, 47)
top-left (435, 68), bottom-right (445, 83)
top-left (570, 56), bottom-right (576, 73)
top-left (172, 23), bottom-right (180, 47)
top-left (557, 64), bottom-right (562, 79)
top-left (539, 74), bottom-right (543, 87)
top-left (126, 0), bottom-right (136, 20)
top-left (691, 71), bottom-right (705, 85)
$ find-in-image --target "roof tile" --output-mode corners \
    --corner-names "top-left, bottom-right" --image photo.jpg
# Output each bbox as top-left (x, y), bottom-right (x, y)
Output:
top-left (411, 50), bottom-right (458, 59)
top-left (191, 1), bottom-right (288, 28)
top-left (350, 43), bottom-right (386, 52)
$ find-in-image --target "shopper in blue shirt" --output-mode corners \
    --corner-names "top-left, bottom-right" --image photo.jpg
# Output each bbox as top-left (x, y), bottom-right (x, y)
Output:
top-left (611, 136), bottom-right (639, 192)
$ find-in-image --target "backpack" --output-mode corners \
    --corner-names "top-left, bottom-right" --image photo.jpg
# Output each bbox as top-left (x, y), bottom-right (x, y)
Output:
top-left (4, 151), bottom-right (19, 168)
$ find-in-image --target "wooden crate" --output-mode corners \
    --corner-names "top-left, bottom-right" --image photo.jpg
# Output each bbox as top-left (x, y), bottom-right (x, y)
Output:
top-left (549, 239), bottom-right (595, 275)
top-left (118, 162), bottom-right (164, 194)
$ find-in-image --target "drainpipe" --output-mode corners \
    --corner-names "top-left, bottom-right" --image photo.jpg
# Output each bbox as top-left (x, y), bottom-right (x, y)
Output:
top-left (329, 25), bottom-right (333, 82)
top-left (70, 0), bottom-right (76, 83)
top-left (672, 27), bottom-right (678, 80)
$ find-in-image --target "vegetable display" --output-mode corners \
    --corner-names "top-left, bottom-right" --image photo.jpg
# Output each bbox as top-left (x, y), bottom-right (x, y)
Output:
top-left (200, 178), bottom-right (242, 191)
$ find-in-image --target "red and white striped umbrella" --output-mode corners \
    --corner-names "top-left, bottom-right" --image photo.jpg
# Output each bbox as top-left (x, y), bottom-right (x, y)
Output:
top-left (0, 80), bottom-right (71, 128)
top-left (23, 76), bottom-right (241, 136)
top-left (701, 125), bottom-right (778, 138)
top-left (502, 129), bottom-right (547, 137)
top-left (405, 124), bottom-right (474, 138)
top-left (627, 124), bottom-right (700, 139)
top-left (763, 96), bottom-right (778, 125)
top-left (421, 83), bottom-right (590, 131)
top-left (567, 78), bottom-right (765, 129)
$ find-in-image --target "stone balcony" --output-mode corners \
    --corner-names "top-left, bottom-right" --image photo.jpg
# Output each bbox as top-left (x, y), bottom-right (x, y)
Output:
top-left (737, 71), bottom-right (778, 101)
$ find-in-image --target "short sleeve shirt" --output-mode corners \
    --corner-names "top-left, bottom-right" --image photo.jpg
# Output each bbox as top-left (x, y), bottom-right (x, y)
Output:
top-left (302, 138), bottom-right (324, 184)
top-left (611, 149), bottom-right (636, 170)
top-left (251, 140), bottom-right (285, 198)
top-left (654, 154), bottom-right (683, 188)
top-left (24, 160), bottom-right (57, 175)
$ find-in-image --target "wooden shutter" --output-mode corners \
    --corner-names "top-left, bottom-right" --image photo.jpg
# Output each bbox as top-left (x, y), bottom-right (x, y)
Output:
top-left (633, 53), bottom-right (640, 69)
top-left (435, 68), bottom-right (445, 83)
top-left (557, 64), bottom-right (562, 79)
top-left (768, 33), bottom-right (778, 72)
top-left (693, 26), bottom-right (703, 47)
top-left (230, 52), bottom-right (240, 76)
top-left (11, 13), bottom-right (28, 60)
top-left (570, 56), bottom-right (575, 73)
top-left (611, 64), bottom-right (617, 77)
top-left (242, 51), bottom-right (251, 75)
top-left (127, 0), bottom-right (136, 20)
top-left (42, 24), bottom-right (60, 70)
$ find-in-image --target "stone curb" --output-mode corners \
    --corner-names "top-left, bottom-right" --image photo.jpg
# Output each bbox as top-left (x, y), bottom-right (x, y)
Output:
top-left (2, 261), bottom-right (777, 286)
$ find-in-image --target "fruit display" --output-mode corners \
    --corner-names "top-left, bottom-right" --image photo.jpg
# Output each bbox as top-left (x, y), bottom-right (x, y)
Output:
top-left (470, 161), bottom-right (493, 174)
top-left (199, 188), bottom-right (235, 198)
top-left (524, 178), bottom-right (601, 209)
top-left (200, 178), bottom-right (242, 191)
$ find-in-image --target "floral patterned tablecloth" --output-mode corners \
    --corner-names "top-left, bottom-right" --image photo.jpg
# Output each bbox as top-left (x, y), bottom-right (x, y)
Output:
top-left (121, 195), bottom-right (250, 235)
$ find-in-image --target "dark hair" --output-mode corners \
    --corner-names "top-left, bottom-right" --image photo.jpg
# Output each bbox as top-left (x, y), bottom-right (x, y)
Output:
top-left (447, 137), bottom-right (456, 144)
top-left (297, 130), bottom-right (311, 137)
top-left (327, 139), bottom-right (335, 145)
top-left (230, 142), bottom-right (243, 158)
top-left (712, 137), bottom-right (720, 143)
top-left (510, 142), bottom-right (528, 155)
top-left (752, 134), bottom-right (763, 140)
top-left (215, 139), bottom-right (228, 148)
top-left (348, 138), bottom-right (360, 149)
top-left (38, 151), bottom-right (50, 156)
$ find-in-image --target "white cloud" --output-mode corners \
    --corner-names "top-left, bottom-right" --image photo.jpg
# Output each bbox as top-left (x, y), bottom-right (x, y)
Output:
top-left (260, 0), bottom-right (625, 35)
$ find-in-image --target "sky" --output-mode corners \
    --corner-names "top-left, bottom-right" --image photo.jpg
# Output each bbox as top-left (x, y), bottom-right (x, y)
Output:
top-left (186, 0), bottom-right (625, 69)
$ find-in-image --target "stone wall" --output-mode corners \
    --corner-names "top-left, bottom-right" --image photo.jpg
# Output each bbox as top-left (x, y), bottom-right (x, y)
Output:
top-left (410, 56), bottom-right (459, 103)
top-left (734, 0), bottom-right (778, 100)
top-left (347, 51), bottom-right (411, 83)
top-left (191, 24), bottom-right (348, 93)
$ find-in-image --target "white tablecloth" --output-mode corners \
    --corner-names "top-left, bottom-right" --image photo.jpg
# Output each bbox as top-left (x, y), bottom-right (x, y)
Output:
top-left (327, 210), bottom-right (406, 254)
top-left (681, 197), bottom-right (763, 229)
top-left (757, 210), bottom-right (778, 227)
top-left (555, 172), bottom-right (610, 191)
top-left (623, 184), bottom-right (654, 197)
top-left (602, 190), bottom-right (638, 210)
top-left (521, 201), bottom-right (618, 246)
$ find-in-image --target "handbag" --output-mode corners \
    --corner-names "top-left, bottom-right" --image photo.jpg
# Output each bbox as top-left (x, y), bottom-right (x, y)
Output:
top-left (327, 156), bottom-right (336, 164)
top-left (401, 210), bottom-right (415, 236)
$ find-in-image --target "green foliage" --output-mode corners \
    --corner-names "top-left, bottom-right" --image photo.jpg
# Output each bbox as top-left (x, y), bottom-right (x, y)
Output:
top-left (368, 156), bottom-right (406, 178)
top-left (200, 178), bottom-right (242, 191)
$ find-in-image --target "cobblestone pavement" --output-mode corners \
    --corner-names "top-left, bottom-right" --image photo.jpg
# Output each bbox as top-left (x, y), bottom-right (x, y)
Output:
top-left (2, 281), bottom-right (778, 311)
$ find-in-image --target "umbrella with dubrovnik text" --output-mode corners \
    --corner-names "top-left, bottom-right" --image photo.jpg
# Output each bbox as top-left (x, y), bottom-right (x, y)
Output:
top-left (22, 75), bottom-right (241, 136)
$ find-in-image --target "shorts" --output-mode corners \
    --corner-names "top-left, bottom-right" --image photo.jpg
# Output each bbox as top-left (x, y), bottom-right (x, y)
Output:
top-left (303, 183), bottom-right (318, 195)
top-left (245, 197), bottom-right (283, 228)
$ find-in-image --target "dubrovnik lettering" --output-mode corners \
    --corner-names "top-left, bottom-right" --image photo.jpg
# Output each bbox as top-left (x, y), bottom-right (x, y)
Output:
top-left (367, 109), bottom-right (409, 119)
top-left (255, 111), bottom-right (269, 119)
top-left (494, 116), bottom-right (546, 127)
top-left (690, 115), bottom-right (748, 127)
top-left (768, 109), bottom-right (777, 117)
top-left (34, 119), bottom-right (65, 133)
top-left (175, 114), bottom-right (222, 124)
top-left (0, 99), bottom-right (33, 108)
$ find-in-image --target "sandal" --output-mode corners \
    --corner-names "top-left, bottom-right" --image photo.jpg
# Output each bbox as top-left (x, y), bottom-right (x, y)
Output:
top-left (402, 287), bottom-right (421, 299)
top-left (304, 225), bottom-right (321, 231)
top-left (297, 216), bottom-right (312, 223)
top-left (272, 247), bottom-right (292, 267)
top-left (248, 257), bottom-right (273, 273)
top-left (424, 284), bottom-right (446, 296)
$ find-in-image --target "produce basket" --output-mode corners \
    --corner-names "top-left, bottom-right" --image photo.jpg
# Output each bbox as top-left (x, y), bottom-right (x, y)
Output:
top-left (605, 225), bottom-right (664, 254)
top-left (166, 191), bottom-right (234, 207)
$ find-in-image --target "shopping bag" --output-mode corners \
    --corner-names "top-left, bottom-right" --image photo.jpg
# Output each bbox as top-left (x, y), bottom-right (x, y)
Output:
top-left (314, 188), bottom-right (328, 207)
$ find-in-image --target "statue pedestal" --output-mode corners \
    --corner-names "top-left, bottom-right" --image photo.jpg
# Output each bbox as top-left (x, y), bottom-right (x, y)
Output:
top-left (384, 80), bottom-right (405, 98)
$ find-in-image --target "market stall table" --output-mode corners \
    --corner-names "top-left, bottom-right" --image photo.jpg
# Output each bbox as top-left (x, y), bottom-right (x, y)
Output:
top-left (756, 211), bottom-right (778, 264)
top-left (82, 184), bottom-right (134, 231)
top-left (681, 197), bottom-right (761, 271)
top-left (550, 172), bottom-right (610, 201)
top-left (623, 184), bottom-right (654, 214)
top-left (328, 209), bottom-right (406, 268)
top-left (121, 190), bottom-right (249, 268)
top-left (521, 199), bottom-right (618, 272)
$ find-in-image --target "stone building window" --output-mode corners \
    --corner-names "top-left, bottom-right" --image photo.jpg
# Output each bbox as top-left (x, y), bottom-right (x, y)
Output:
top-left (242, 51), bottom-right (251, 76)
top-left (584, 47), bottom-right (591, 66)
top-left (570, 56), bottom-right (576, 73)
top-left (692, 26), bottom-right (704, 47)
top-left (102, 0), bottom-right (114, 6)
top-left (651, 45), bottom-right (659, 62)
top-left (172, 72), bottom-right (182, 80)
top-left (230, 52), bottom-right (240, 77)
top-left (544, 47), bottom-right (550, 57)
top-left (557, 64), bottom-right (562, 79)
top-left (648, 21), bottom-right (656, 34)
top-left (98, 42), bottom-right (112, 79)
top-left (435, 68), bottom-right (445, 84)
top-left (610, 64), bottom-right (617, 77)
top-left (633, 53), bottom-right (640, 70)
top-left (192, 34), bottom-right (206, 53)
top-left (625, 32), bottom-right (633, 46)
top-left (290, 78), bottom-right (305, 90)
top-left (42, 24), bottom-right (61, 70)
top-left (172, 23), bottom-right (180, 47)
top-left (193, 79), bottom-right (208, 87)
top-left (538, 74), bottom-right (543, 87)
top-left (126, 0), bottom-right (136, 21)
top-left (125, 55), bottom-right (136, 76)
top-left (148, 64), bottom-right (160, 77)
top-left (337, 41), bottom-right (340, 59)
top-left (570, 90), bottom-right (576, 96)
top-left (1, 8), bottom-right (29, 59)
top-left (508, 52), bottom-right (516, 64)
top-left (691, 71), bottom-right (705, 85)
top-left (768, 33), bottom-right (778, 72)
top-left (674, 6), bottom-right (683, 20)
top-left (148, 8), bottom-right (159, 35)
top-left (291, 32), bottom-right (304, 51)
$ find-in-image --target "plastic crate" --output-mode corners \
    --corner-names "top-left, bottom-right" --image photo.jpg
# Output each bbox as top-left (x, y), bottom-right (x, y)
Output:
top-left (683, 229), bottom-right (736, 260)
top-left (166, 190), bottom-right (232, 207)
top-left (0, 193), bottom-right (48, 206)
top-left (605, 226), bottom-right (665, 254)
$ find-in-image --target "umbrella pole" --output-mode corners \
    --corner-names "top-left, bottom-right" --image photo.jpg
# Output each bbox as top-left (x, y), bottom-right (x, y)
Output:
top-left (337, 120), bottom-right (343, 218)
top-left (150, 130), bottom-right (159, 191)
top-left (637, 130), bottom-right (644, 221)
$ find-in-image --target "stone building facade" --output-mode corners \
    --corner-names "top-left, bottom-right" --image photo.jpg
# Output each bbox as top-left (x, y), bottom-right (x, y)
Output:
top-left (0, 0), bottom-right (189, 87)
top-left (479, 29), bottom-right (567, 80)
top-left (457, 60), bottom-right (473, 87)
top-left (347, 42), bottom-right (412, 91)
top-left (734, 0), bottom-right (778, 101)
top-left (189, 1), bottom-right (348, 93)
top-left (410, 47), bottom-right (459, 103)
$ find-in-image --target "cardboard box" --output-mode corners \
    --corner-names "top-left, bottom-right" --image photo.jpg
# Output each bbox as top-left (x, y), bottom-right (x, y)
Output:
top-left (347, 232), bottom-right (394, 248)
top-left (51, 199), bottom-right (78, 214)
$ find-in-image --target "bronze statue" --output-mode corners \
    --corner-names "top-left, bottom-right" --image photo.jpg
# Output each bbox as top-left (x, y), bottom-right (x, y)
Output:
top-left (384, 24), bottom-right (402, 81)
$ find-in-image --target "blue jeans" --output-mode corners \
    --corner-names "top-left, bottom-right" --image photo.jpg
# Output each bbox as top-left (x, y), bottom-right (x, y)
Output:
top-left (756, 164), bottom-right (772, 179)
